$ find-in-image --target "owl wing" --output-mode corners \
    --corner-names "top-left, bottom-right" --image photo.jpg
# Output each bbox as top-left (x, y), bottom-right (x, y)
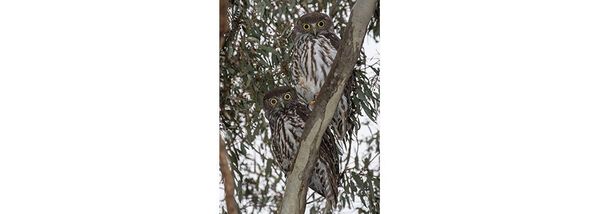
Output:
top-left (295, 101), bottom-right (311, 122)
top-left (322, 32), bottom-right (341, 50)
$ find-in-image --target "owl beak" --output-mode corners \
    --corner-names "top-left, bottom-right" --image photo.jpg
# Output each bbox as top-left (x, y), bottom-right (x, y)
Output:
top-left (311, 25), bottom-right (317, 36)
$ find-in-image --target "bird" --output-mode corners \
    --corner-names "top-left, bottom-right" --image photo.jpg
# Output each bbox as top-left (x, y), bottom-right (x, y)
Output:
top-left (289, 12), bottom-right (355, 143)
top-left (262, 86), bottom-right (340, 208)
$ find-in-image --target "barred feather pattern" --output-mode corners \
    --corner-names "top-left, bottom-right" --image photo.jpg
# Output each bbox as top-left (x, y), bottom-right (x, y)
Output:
top-left (263, 87), bottom-right (340, 205)
top-left (290, 32), bottom-right (354, 143)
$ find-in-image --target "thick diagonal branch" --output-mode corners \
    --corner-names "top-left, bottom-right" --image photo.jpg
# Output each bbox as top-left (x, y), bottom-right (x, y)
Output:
top-left (220, 135), bottom-right (240, 214)
top-left (278, 0), bottom-right (379, 213)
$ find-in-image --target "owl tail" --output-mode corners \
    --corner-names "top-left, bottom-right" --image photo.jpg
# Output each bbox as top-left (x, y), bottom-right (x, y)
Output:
top-left (324, 171), bottom-right (338, 213)
top-left (324, 196), bottom-right (336, 214)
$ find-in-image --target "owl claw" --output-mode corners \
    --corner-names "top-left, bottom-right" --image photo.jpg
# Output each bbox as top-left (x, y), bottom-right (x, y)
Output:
top-left (308, 92), bottom-right (319, 109)
top-left (308, 100), bottom-right (316, 109)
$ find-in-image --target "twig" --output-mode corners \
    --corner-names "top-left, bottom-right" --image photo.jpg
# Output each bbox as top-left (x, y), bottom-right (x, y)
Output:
top-left (340, 136), bottom-right (353, 176)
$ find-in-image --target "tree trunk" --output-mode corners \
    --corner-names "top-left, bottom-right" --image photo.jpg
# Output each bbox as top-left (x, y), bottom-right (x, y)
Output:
top-left (278, 0), bottom-right (379, 213)
top-left (220, 135), bottom-right (240, 214)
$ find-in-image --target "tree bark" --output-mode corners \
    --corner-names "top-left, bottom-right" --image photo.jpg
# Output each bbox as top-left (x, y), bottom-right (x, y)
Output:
top-left (278, 0), bottom-right (379, 213)
top-left (220, 135), bottom-right (240, 214)
top-left (219, 0), bottom-right (229, 49)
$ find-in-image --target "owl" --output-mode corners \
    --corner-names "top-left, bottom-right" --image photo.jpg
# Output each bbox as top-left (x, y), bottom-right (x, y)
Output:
top-left (263, 86), bottom-right (340, 206)
top-left (289, 12), bottom-right (355, 143)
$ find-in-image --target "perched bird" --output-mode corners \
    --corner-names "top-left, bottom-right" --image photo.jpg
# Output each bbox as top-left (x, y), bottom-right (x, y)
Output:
top-left (289, 12), bottom-right (355, 143)
top-left (262, 86), bottom-right (340, 207)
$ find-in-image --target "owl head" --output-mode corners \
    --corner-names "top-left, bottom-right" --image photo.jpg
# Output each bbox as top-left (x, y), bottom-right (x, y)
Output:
top-left (263, 86), bottom-right (300, 115)
top-left (293, 12), bottom-right (334, 36)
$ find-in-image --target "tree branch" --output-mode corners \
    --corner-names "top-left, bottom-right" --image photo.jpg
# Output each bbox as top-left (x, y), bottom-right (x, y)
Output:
top-left (278, 0), bottom-right (379, 213)
top-left (220, 135), bottom-right (240, 214)
top-left (219, 0), bottom-right (230, 49)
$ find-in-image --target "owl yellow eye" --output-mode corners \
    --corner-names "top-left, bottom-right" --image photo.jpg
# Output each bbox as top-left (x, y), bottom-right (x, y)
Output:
top-left (303, 24), bottom-right (310, 30)
top-left (270, 98), bottom-right (277, 106)
top-left (317, 21), bottom-right (325, 27)
top-left (283, 93), bottom-right (292, 100)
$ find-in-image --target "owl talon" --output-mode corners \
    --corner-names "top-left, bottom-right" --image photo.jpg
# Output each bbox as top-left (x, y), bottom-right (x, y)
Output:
top-left (308, 92), bottom-right (319, 109)
top-left (308, 100), bottom-right (316, 109)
